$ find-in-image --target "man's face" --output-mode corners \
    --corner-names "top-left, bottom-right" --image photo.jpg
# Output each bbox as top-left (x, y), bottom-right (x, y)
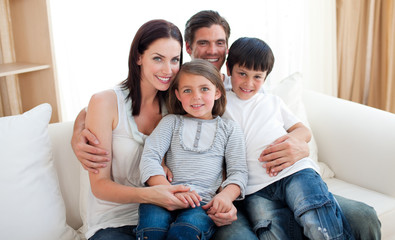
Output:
top-left (186, 24), bottom-right (228, 71)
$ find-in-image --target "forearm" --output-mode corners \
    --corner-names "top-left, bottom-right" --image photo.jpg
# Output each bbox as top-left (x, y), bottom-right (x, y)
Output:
top-left (146, 175), bottom-right (171, 186)
top-left (287, 122), bottom-right (311, 143)
top-left (217, 184), bottom-right (240, 202)
top-left (90, 176), bottom-right (146, 204)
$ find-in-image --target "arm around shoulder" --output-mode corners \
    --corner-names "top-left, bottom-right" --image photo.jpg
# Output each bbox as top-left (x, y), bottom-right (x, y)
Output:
top-left (71, 105), bottom-right (109, 173)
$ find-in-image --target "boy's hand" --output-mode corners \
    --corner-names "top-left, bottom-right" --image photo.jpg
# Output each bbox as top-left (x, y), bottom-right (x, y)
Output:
top-left (259, 134), bottom-right (309, 176)
top-left (174, 190), bottom-right (202, 208)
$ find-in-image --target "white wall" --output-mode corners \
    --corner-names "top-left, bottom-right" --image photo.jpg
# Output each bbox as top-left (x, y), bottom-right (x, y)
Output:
top-left (49, 0), bottom-right (336, 121)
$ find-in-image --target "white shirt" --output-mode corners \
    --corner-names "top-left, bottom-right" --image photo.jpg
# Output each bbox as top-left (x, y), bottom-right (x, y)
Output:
top-left (223, 91), bottom-right (319, 195)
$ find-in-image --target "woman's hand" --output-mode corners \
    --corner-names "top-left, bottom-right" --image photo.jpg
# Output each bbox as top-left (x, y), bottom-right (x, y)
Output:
top-left (71, 109), bottom-right (110, 173)
top-left (204, 203), bottom-right (237, 226)
top-left (258, 134), bottom-right (309, 176)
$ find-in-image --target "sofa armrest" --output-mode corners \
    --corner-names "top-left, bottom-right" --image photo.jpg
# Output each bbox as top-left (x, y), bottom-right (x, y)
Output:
top-left (302, 90), bottom-right (395, 198)
top-left (48, 121), bottom-right (83, 230)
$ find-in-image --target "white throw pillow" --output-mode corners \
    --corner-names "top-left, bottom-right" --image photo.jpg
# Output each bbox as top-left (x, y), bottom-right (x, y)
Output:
top-left (264, 72), bottom-right (334, 179)
top-left (0, 103), bottom-right (78, 240)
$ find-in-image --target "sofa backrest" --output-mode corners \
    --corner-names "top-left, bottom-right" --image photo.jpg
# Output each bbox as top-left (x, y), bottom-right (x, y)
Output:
top-left (48, 121), bottom-right (83, 230)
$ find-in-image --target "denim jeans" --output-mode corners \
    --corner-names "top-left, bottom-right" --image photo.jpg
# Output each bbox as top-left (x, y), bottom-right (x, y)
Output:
top-left (136, 203), bottom-right (216, 240)
top-left (213, 193), bottom-right (380, 240)
top-left (211, 200), bottom-right (258, 240)
top-left (335, 195), bottom-right (381, 240)
top-left (89, 225), bottom-right (136, 240)
top-left (213, 175), bottom-right (380, 240)
top-left (244, 169), bottom-right (354, 240)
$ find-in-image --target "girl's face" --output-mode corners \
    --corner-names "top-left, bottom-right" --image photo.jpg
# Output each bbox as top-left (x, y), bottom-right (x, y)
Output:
top-left (138, 38), bottom-right (181, 91)
top-left (175, 73), bottom-right (221, 120)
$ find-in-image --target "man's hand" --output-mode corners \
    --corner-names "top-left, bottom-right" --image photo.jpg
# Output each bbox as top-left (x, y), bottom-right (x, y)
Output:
top-left (71, 108), bottom-right (109, 173)
top-left (258, 134), bottom-right (309, 176)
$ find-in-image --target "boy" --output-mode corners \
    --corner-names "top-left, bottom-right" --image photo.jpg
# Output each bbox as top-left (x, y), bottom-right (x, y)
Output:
top-left (222, 37), bottom-right (354, 240)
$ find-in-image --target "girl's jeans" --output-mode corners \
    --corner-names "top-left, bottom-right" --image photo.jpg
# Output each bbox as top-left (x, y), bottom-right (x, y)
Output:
top-left (136, 203), bottom-right (216, 240)
top-left (244, 168), bottom-right (354, 240)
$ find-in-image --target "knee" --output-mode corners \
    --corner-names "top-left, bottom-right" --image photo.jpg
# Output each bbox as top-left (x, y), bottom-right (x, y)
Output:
top-left (339, 200), bottom-right (381, 239)
top-left (167, 222), bottom-right (215, 240)
top-left (300, 202), bottom-right (353, 240)
top-left (138, 204), bottom-right (172, 229)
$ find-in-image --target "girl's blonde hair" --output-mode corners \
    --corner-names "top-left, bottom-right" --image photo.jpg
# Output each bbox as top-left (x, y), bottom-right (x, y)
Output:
top-left (167, 59), bottom-right (227, 116)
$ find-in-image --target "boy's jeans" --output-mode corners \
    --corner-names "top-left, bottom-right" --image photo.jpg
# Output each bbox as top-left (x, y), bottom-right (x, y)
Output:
top-left (244, 168), bottom-right (354, 240)
top-left (135, 203), bottom-right (216, 240)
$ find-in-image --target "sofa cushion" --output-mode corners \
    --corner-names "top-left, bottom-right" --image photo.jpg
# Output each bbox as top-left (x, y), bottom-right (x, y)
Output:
top-left (264, 72), bottom-right (334, 179)
top-left (0, 103), bottom-right (79, 240)
top-left (326, 178), bottom-right (395, 239)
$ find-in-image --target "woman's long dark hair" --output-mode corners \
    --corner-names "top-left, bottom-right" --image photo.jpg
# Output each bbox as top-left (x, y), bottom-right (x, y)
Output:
top-left (121, 19), bottom-right (183, 116)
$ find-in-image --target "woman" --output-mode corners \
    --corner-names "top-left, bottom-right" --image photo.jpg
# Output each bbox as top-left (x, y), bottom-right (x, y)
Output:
top-left (84, 19), bottom-right (190, 240)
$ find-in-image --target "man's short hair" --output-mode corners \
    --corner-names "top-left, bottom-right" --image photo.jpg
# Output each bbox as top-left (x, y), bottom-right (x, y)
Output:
top-left (184, 10), bottom-right (231, 45)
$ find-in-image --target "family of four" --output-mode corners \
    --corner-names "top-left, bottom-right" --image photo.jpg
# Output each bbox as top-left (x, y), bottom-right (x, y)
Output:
top-left (71, 10), bottom-right (381, 240)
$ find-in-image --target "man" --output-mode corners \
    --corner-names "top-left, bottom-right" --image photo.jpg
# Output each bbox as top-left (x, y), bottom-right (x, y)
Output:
top-left (72, 10), bottom-right (381, 240)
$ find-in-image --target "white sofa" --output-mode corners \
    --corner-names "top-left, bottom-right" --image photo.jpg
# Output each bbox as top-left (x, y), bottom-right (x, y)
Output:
top-left (1, 88), bottom-right (395, 239)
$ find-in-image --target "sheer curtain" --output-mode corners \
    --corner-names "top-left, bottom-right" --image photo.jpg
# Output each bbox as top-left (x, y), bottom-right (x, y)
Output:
top-left (49, 0), bottom-right (337, 121)
top-left (337, 0), bottom-right (395, 113)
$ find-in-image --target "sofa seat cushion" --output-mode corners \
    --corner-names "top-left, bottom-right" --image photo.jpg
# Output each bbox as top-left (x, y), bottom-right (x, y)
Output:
top-left (326, 178), bottom-right (395, 239)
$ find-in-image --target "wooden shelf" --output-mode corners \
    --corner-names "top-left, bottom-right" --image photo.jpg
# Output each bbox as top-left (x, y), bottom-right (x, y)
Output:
top-left (0, 62), bottom-right (50, 77)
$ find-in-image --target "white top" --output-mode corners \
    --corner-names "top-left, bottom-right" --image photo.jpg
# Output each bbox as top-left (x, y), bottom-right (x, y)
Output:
top-left (223, 91), bottom-right (319, 195)
top-left (85, 87), bottom-right (146, 238)
top-left (139, 114), bottom-right (248, 203)
top-left (223, 74), bottom-right (232, 91)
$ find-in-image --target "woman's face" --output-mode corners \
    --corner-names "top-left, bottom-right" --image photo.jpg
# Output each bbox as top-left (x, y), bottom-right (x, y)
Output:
top-left (138, 38), bottom-right (181, 91)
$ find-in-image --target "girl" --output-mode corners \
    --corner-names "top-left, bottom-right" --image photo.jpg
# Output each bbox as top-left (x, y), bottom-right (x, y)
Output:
top-left (136, 59), bottom-right (248, 240)
top-left (84, 19), bottom-right (191, 240)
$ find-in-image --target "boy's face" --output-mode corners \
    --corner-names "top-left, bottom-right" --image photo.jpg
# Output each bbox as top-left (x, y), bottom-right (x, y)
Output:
top-left (186, 24), bottom-right (228, 72)
top-left (227, 64), bottom-right (267, 100)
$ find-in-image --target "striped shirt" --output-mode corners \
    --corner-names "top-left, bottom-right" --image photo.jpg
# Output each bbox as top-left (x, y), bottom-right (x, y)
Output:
top-left (139, 114), bottom-right (248, 203)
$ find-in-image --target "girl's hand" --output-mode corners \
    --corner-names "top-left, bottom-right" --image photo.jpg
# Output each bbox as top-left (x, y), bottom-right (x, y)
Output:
top-left (205, 203), bottom-right (237, 226)
top-left (203, 193), bottom-right (232, 215)
top-left (147, 185), bottom-right (191, 211)
top-left (161, 161), bottom-right (174, 182)
top-left (174, 190), bottom-right (202, 208)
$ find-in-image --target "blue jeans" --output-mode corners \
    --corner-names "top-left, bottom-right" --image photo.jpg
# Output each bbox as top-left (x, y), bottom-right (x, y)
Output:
top-left (214, 181), bottom-right (380, 240)
top-left (89, 225), bottom-right (136, 240)
top-left (136, 203), bottom-right (216, 240)
top-left (211, 200), bottom-right (258, 240)
top-left (244, 169), bottom-right (354, 240)
top-left (213, 195), bottom-right (380, 240)
top-left (335, 195), bottom-right (381, 240)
